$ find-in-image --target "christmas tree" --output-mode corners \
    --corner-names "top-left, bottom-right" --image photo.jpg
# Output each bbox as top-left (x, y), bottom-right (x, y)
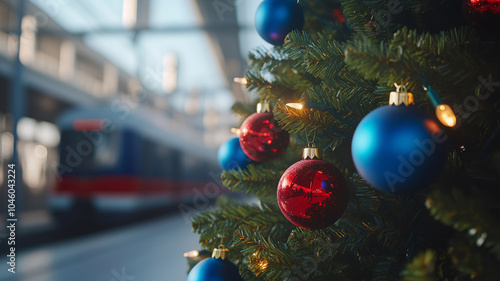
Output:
top-left (188, 0), bottom-right (500, 280)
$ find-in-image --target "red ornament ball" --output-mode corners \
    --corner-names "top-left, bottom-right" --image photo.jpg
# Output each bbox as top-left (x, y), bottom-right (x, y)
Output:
top-left (240, 112), bottom-right (289, 162)
top-left (463, 0), bottom-right (500, 28)
top-left (277, 159), bottom-right (349, 229)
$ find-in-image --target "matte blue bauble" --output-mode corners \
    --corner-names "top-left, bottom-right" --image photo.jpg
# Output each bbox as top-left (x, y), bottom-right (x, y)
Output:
top-left (218, 137), bottom-right (254, 170)
top-left (351, 105), bottom-right (448, 194)
top-left (255, 0), bottom-right (305, 45)
top-left (187, 257), bottom-right (244, 281)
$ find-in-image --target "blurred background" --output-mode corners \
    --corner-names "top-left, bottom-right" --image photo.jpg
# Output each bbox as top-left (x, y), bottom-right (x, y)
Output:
top-left (0, 0), bottom-right (267, 280)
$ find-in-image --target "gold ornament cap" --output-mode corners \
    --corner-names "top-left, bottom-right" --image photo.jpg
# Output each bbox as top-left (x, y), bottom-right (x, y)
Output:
top-left (212, 245), bottom-right (229, 260)
top-left (389, 83), bottom-right (414, 106)
top-left (303, 147), bottom-right (320, 160)
top-left (257, 101), bottom-right (271, 113)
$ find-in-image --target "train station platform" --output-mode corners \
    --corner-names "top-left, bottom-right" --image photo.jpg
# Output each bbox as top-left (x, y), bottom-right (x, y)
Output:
top-left (0, 212), bottom-right (200, 281)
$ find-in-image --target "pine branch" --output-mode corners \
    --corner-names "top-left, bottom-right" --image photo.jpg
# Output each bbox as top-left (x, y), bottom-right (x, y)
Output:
top-left (448, 235), bottom-right (500, 279)
top-left (426, 188), bottom-right (500, 261)
top-left (231, 101), bottom-right (257, 122)
top-left (235, 225), bottom-right (304, 281)
top-left (345, 27), bottom-right (500, 101)
top-left (373, 254), bottom-right (404, 281)
top-left (221, 164), bottom-right (283, 198)
top-left (400, 249), bottom-right (437, 281)
top-left (304, 84), bottom-right (380, 120)
top-left (351, 175), bottom-right (400, 215)
top-left (245, 71), bottom-right (304, 103)
top-left (273, 100), bottom-right (352, 143)
top-left (345, 34), bottom-right (424, 89)
top-left (247, 47), bottom-right (287, 74)
top-left (191, 200), bottom-right (293, 262)
top-left (340, 0), bottom-right (432, 41)
top-left (284, 31), bottom-right (348, 80)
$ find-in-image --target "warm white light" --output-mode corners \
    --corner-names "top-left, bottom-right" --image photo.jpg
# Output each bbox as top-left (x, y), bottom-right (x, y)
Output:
top-left (22, 143), bottom-right (47, 190)
top-left (34, 144), bottom-right (47, 159)
top-left (257, 260), bottom-right (269, 270)
top-left (162, 54), bottom-right (178, 94)
top-left (1, 132), bottom-right (14, 160)
top-left (59, 40), bottom-right (76, 80)
top-left (35, 121), bottom-right (60, 147)
top-left (2, 132), bottom-right (13, 146)
top-left (286, 103), bottom-right (304, 110)
top-left (231, 128), bottom-right (241, 136)
top-left (17, 117), bottom-right (37, 141)
top-left (435, 104), bottom-right (456, 127)
top-left (184, 250), bottom-right (199, 258)
top-left (122, 0), bottom-right (138, 28)
top-left (20, 15), bottom-right (36, 65)
top-left (233, 77), bottom-right (248, 85)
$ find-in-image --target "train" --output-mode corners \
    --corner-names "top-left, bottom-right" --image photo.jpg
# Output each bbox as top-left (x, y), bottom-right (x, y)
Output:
top-left (48, 105), bottom-right (220, 223)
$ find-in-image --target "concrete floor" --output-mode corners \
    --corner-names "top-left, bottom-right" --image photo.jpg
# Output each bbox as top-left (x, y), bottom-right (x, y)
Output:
top-left (0, 213), bottom-right (200, 281)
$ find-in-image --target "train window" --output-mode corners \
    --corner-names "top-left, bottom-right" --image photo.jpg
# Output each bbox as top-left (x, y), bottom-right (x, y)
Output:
top-left (181, 153), bottom-right (216, 182)
top-left (140, 138), bottom-right (176, 178)
top-left (59, 130), bottom-right (122, 175)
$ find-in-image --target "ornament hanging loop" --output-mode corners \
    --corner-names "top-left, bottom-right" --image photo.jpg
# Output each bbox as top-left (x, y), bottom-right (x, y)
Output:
top-left (305, 128), bottom-right (317, 148)
top-left (394, 83), bottom-right (407, 94)
top-left (304, 128), bottom-right (320, 160)
top-left (212, 245), bottom-right (229, 260)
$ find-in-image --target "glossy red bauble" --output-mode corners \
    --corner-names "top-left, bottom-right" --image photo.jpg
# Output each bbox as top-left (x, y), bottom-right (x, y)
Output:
top-left (463, 0), bottom-right (500, 28)
top-left (277, 159), bottom-right (349, 229)
top-left (239, 112), bottom-right (289, 162)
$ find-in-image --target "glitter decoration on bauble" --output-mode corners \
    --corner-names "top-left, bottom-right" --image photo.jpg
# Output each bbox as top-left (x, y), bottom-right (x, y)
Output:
top-left (277, 146), bottom-right (349, 230)
top-left (187, 246), bottom-right (244, 281)
top-left (351, 85), bottom-right (448, 194)
top-left (255, 0), bottom-right (305, 45)
top-left (239, 102), bottom-right (289, 162)
top-left (218, 137), bottom-right (254, 170)
top-left (462, 0), bottom-right (500, 29)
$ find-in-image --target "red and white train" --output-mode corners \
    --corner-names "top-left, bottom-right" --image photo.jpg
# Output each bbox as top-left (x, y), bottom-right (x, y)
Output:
top-left (48, 106), bottom-right (219, 222)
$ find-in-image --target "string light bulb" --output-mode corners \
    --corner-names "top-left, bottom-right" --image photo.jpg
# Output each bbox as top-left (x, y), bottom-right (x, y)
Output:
top-left (233, 77), bottom-right (248, 85)
top-left (285, 102), bottom-right (304, 110)
top-left (231, 127), bottom-right (241, 136)
top-left (257, 260), bottom-right (269, 270)
top-left (252, 252), bottom-right (269, 271)
top-left (285, 100), bottom-right (356, 127)
top-left (423, 84), bottom-right (457, 127)
top-left (183, 250), bottom-right (199, 258)
top-left (435, 104), bottom-right (457, 127)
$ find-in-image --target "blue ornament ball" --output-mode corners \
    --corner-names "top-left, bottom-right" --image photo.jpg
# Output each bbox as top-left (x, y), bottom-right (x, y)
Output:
top-left (218, 137), bottom-right (254, 170)
top-left (351, 105), bottom-right (448, 194)
top-left (187, 257), bottom-right (244, 281)
top-left (255, 0), bottom-right (305, 45)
